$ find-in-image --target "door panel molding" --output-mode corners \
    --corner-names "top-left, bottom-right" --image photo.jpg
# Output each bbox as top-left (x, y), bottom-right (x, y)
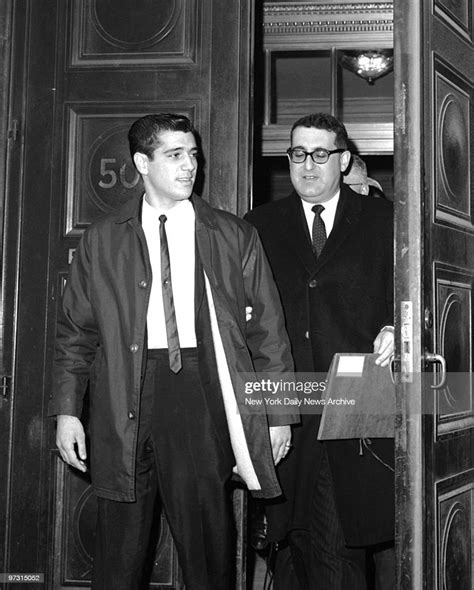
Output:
top-left (436, 474), bottom-right (474, 590)
top-left (433, 0), bottom-right (473, 42)
top-left (51, 454), bottom-right (181, 588)
top-left (433, 55), bottom-right (472, 230)
top-left (433, 263), bottom-right (474, 434)
top-left (63, 102), bottom-right (200, 235)
top-left (69, 0), bottom-right (199, 66)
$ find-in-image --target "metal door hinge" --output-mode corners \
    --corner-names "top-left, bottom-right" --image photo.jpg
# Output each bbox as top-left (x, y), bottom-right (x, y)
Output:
top-left (1, 375), bottom-right (11, 400)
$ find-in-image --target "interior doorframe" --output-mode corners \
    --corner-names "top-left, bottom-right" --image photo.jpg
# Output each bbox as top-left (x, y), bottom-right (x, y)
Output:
top-left (394, 0), bottom-right (428, 587)
top-left (0, 0), bottom-right (25, 580)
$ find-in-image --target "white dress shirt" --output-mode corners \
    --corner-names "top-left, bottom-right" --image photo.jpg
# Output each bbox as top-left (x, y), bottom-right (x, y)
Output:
top-left (141, 196), bottom-right (197, 349)
top-left (301, 191), bottom-right (340, 239)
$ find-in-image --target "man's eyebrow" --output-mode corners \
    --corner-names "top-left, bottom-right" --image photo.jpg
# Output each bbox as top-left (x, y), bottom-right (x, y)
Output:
top-left (163, 146), bottom-right (199, 154)
top-left (163, 146), bottom-right (184, 153)
top-left (291, 145), bottom-right (326, 149)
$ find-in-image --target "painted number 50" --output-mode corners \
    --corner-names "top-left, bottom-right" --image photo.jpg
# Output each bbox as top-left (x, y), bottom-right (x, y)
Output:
top-left (99, 158), bottom-right (139, 189)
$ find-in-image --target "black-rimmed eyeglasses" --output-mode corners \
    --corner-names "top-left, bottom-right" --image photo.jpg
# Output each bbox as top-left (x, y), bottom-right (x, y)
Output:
top-left (286, 147), bottom-right (346, 164)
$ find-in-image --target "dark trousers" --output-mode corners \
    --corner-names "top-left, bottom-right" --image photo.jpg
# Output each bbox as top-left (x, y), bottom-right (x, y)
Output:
top-left (275, 447), bottom-right (395, 590)
top-left (92, 349), bottom-right (236, 590)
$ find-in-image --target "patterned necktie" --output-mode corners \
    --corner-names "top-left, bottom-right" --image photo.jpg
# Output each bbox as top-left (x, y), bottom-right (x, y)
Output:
top-left (159, 215), bottom-right (182, 373)
top-left (311, 204), bottom-right (327, 257)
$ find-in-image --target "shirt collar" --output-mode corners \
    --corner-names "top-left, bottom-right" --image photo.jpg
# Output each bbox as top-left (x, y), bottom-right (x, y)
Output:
top-left (142, 195), bottom-right (193, 221)
top-left (300, 190), bottom-right (340, 221)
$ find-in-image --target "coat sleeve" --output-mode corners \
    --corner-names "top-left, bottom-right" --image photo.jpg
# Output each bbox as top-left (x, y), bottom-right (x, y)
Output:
top-left (241, 227), bottom-right (299, 427)
top-left (49, 230), bottom-right (99, 418)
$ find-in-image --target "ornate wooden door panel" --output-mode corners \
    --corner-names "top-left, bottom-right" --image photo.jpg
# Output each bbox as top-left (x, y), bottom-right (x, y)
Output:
top-left (2, 0), bottom-right (253, 587)
top-left (394, 0), bottom-right (473, 588)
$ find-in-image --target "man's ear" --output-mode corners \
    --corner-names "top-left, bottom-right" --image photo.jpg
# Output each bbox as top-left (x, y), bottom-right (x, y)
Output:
top-left (340, 150), bottom-right (351, 173)
top-left (133, 152), bottom-right (149, 175)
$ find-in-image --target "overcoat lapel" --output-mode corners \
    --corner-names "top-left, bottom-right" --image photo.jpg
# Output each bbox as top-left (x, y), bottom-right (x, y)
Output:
top-left (281, 188), bottom-right (363, 277)
top-left (279, 193), bottom-right (318, 277)
top-left (313, 186), bottom-right (363, 274)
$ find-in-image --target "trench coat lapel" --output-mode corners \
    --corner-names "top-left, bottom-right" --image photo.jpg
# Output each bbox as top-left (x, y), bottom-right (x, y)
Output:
top-left (191, 195), bottom-right (240, 329)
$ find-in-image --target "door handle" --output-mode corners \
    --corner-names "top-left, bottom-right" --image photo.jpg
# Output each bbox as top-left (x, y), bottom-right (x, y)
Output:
top-left (424, 352), bottom-right (447, 389)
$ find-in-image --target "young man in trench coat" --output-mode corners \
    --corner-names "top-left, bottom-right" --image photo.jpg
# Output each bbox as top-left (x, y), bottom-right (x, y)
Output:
top-left (50, 113), bottom-right (298, 590)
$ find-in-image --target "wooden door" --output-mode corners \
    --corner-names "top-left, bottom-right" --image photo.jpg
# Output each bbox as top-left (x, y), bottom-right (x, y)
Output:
top-left (0, 1), bottom-right (253, 587)
top-left (394, 0), bottom-right (473, 587)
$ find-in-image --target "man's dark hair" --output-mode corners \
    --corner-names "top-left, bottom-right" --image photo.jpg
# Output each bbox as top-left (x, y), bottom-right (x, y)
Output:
top-left (128, 113), bottom-right (195, 160)
top-left (291, 113), bottom-right (349, 149)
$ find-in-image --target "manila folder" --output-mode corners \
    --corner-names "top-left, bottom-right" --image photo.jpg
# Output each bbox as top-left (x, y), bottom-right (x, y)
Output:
top-left (317, 353), bottom-right (395, 440)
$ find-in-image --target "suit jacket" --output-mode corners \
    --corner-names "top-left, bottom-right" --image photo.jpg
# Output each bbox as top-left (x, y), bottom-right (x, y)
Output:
top-left (50, 194), bottom-right (298, 502)
top-left (246, 185), bottom-right (394, 546)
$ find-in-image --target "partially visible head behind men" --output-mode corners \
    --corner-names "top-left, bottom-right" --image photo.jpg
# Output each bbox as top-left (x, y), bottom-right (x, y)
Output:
top-left (291, 113), bottom-right (349, 149)
top-left (344, 154), bottom-right (370, 195)
top-left (343, 154), bottom-right (385, 197)
top-left (128, 113), bottom-right (195, 161)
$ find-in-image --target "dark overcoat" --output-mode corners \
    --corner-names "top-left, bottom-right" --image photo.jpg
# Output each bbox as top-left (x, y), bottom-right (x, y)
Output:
top-left (246, 185), bottom-right (394, 546)
top-left (50, 194), bottom-right (298, 502)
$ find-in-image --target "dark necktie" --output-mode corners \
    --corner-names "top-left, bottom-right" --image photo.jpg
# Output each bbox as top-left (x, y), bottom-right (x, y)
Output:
top-left (311, 204), bottom-right (327, 257)
top-left (159, 215), bottom-right (182, 373)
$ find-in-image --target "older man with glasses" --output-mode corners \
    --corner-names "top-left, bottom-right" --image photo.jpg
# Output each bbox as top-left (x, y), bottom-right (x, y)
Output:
top-left (246, 113), bottom-right (395, 590)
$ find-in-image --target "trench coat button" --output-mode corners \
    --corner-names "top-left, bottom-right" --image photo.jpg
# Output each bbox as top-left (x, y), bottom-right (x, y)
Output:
top-left (305, 331), bottom-right (310, 339)
top-left (128, 410), bottom-right (135, 420)
top-left (309, 279), bottom-right (318, 288)
top-left (130, 343), bottom-right (139, 353)
top-left (138, 280), bottom-right (148, 289)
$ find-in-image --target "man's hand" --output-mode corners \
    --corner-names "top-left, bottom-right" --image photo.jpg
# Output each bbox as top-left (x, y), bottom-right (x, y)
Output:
top-left (373, 326), bottom-right (394, 367)
top-left (56, 415), bottom-right (87, 472)
top-left (269, 425), bottom-right (292, 465)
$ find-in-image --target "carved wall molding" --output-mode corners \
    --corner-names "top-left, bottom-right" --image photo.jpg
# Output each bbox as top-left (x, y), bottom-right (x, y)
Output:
top-left (264, 1), bottom-right (393, 14)
top-left (263, 1), bottom-right (393, 48)
top-left (275, 97), bottom-right (393, 123)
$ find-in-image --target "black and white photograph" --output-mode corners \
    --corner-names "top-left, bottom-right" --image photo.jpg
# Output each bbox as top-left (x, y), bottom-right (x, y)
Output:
top-left (0, 1), bottom-right (473, 589)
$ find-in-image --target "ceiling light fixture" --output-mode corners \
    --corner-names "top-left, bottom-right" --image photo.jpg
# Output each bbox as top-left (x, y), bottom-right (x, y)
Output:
top-left (339, 50), bottom-right (394, 85)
